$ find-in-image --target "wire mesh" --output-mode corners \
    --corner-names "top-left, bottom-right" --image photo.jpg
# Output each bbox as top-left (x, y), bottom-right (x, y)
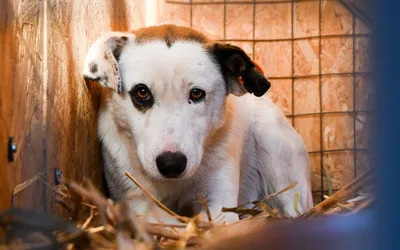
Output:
top-left (166, 0), bottom-right (372, 202)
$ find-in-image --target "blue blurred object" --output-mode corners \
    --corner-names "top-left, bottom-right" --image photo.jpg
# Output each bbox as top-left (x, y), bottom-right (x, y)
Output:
top-left (202, 211), bottom-right (376, 250)
top-left (373, 1), bottom-right (400, 250)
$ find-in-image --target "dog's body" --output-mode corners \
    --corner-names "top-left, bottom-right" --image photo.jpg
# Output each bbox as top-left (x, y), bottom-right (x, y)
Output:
top-left (83, 24), bottom-right (313, 223)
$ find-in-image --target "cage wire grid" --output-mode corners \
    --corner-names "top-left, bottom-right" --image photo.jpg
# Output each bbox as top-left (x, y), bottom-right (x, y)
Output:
top-left (166, 0), bottom-right (372, 202)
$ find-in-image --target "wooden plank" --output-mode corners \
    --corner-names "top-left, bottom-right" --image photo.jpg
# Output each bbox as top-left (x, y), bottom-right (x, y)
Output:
top-left (0, 0), bottom-right (16, 211)
top-left (3, 0), bottom-right (47, 211)
top-left (45, 0), bottom-right (145, 213)
top-left (11, 0), bottom-right (46, 210)
top-left (45, 0), bottom-right (108, 212)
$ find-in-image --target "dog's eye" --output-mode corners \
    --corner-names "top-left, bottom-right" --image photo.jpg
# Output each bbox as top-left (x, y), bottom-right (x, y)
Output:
top-left (189, 88), bottom-right (206, 102)
top-left (136, 86), bottom-right (150, 100)
top-left (129, 84), bottom-right (154, 112)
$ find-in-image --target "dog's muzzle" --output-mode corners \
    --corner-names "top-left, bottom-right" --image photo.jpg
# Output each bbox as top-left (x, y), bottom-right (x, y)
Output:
top-left (156, 152), bottom-right (187, 178)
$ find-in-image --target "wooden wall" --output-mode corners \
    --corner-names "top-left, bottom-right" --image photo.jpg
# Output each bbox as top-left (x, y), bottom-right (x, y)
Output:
top-left (0, 0), bottom-right (47, 211)
top-left (0, 0), bottom-right (372, 211)
top-left (0, 0), bottom-right (147, 212)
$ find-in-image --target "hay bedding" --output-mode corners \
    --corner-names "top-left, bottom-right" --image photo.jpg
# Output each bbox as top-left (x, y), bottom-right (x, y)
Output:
top-left (0, 169), bottom-right (374, 250)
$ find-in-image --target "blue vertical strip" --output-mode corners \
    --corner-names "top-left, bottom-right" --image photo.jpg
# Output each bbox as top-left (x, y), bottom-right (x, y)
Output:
top-left (374, 1), bottom-right (400, 250)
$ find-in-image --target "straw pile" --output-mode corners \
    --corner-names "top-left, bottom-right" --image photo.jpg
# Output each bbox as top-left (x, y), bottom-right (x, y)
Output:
top-left (0, 168), bottom-right (374, 250)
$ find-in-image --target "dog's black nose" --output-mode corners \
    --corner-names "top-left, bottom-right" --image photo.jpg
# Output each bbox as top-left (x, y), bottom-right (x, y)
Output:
top-left (156, 152), bottom-right (187, 178)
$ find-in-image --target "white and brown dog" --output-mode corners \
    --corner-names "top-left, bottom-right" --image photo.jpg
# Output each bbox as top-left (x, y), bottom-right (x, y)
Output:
top-left (83, 24), bottom-right (313, 224)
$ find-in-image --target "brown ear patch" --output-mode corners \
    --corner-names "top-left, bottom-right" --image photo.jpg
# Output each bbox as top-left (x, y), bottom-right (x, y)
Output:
top-left (132, 24), bottom-right (210, 48)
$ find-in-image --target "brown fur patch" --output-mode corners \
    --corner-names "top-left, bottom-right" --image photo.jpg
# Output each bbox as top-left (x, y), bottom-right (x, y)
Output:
top-left (132, 24), bottom-right (210, 47)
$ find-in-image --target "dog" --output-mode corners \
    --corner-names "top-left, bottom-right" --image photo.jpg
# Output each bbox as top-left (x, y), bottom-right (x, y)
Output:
top-left (83, 24), bottom-right (313, 224)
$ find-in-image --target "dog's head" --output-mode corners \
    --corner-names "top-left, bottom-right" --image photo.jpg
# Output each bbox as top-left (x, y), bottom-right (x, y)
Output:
top-left (83, 24), bottom-right (270, 180)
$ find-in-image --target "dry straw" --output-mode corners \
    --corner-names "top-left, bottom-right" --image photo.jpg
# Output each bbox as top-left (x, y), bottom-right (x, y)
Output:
top-left (0, 168), bottom-right (374, 249)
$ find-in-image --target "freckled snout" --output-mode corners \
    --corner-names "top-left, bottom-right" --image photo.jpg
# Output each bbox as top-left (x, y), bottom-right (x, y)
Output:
top-left (156, 152), bottom-right (187, 178)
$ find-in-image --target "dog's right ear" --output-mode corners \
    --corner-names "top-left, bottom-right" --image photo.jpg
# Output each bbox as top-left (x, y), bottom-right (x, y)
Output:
top-left (83, 32), bottom-right (135, 93)
top-left (207, 43), bottom-right (271, 97)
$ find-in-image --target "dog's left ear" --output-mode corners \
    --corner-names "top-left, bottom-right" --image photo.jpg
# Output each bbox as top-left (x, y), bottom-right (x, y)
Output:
top-left (208, 43), bottom-right (271, 97)
top-left (83, 32), bottom-right (135, 93)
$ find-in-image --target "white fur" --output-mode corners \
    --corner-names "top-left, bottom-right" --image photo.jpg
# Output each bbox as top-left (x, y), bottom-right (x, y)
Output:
top-left (83, 30), bottom-right (313, 224)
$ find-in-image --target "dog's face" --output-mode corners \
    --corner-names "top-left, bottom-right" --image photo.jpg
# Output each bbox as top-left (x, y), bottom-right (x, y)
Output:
top-left (83, 25), bottom-right (270, 181)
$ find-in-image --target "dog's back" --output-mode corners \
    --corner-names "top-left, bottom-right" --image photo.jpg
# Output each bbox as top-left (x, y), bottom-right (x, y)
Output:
top-left (224, 93), bottom-right (312, 217)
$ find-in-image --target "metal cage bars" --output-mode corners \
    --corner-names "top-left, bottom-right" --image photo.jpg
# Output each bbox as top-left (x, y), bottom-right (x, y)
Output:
top-left (169, 0), bottom-right (372, 200)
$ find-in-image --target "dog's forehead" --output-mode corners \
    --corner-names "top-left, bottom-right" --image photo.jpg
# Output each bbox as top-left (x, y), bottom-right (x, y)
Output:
top-left (120, 42), bottom-right (218, 92)
top-left (121, 41), bottom-right (212, 69)
top-left (119, 25), bottom-right (220, 91)
top-left (132, 24), bottom-right (210, 47)
top-left (126, 24), bottom-right (213, 67)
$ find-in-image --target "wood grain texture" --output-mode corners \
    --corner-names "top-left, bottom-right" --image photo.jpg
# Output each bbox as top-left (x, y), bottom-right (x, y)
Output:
top-left (294, 1), bottom-right (319, 38)
top-left (254, 41), bottom-right (292, 77)
top-left (45, 0), bottom-right (145, 213)
top-left (0, 0), bottom-right (145, 213)
top-left (294, 78), bottom-right (320, 115)
top-left (46, 1), bottom-right (106, 203)
top-left (192, 4), bottom-right (224, 40)
top-left (321, 76), bottom-right (354, 112)
top-left (0, 0), bottom-right (47, 211)
top-left (255, 3), bottom-right (291, 39)
top-left (156, 0), bottom-right (191, 27)
top-left (45, 0), bottom-right (145, 212)
top-left (225, 4), bottom-right (253, 40)
top-left (294, 39), bottom-right (319, 76)
top-left (321, 37), bottom-right (353, 74)
top-left (0, 0), bottom-right (15, 211)
top-left (321, 0), bottom-right (353, 35)
top-left (322, 114), bottom-right (355, 151)
top-left (267, 80), bottom-right (292, 115)
top-left (294, 116), bottom-right (321, 152)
